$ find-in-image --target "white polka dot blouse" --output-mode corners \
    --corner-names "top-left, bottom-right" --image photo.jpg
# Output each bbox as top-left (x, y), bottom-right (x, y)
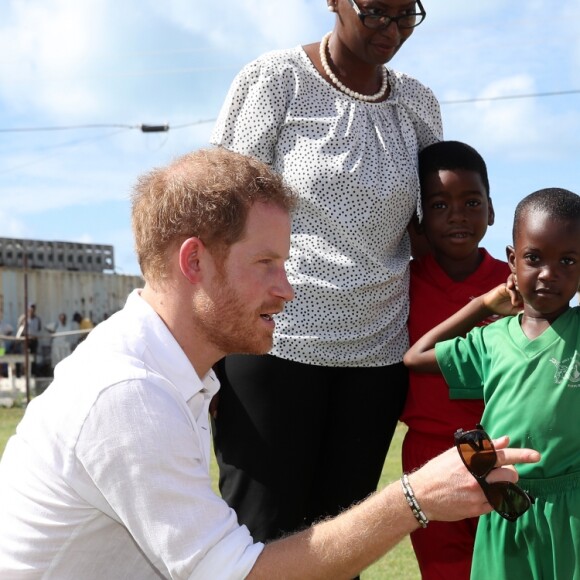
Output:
top-left (211, 46), bottom-right (442, 367)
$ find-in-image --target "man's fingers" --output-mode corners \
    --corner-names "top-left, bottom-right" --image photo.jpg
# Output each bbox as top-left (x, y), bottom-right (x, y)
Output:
top-left (491, 435), bottom-right (510, 449)
top-left (486, 440), bottom-right (541, 484)
top-left (492, 439), bottom-right (540, 464)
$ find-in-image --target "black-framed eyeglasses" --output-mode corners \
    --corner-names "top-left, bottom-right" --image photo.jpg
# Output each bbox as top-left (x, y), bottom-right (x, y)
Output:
top-left (346, 0), bottom-right (426, 30)
top-left (454, 424), bottom-right (535, 522)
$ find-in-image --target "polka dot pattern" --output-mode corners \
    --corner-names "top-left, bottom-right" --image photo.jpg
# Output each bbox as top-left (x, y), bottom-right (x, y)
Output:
top-left (212, 47), bottom-right (442, 367)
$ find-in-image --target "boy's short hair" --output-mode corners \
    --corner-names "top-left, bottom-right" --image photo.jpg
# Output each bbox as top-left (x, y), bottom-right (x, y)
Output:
top-left (513, 188), bottom-right (580, 242)
top-left (418, 140), bottom-right (490, 197)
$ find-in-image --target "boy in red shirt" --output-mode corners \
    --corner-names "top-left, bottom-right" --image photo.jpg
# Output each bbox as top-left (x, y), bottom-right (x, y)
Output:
top-left (401, 141), bottom-right (509, 579)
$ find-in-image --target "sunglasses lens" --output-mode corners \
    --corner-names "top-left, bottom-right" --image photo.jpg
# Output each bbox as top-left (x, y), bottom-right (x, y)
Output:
top-left (457, 433), bottom-right (496, 477)
top-left (455, 425), bottom-right (534, 522)
top-left (484, 481), bottom-right (532, 522)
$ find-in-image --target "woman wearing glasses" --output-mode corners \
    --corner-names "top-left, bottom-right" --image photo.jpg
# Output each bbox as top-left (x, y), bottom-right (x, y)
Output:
top-left (211, 0), bottom-right (439, 552)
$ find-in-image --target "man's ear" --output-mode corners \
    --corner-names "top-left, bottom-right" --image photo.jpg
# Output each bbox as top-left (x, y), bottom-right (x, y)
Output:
top-left (487, 197), bottom-right (495, 226)
top-left (179, 237), bottom-right (205, 284)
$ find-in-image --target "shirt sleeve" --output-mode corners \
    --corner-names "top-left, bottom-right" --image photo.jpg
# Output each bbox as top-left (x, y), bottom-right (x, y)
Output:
top-left (211, 55), bottom-right (292, 165)
top-left (73, 379), bottom-right (263, 579)
top-left (435, 329), bottom-right (487, 400)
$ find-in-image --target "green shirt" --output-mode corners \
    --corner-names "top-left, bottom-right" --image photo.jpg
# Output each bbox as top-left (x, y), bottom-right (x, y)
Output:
top-left (435, 307), bottom-right (580, 480)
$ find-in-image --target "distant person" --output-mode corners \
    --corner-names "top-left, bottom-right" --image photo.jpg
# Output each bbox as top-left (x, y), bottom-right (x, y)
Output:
top-left (0, 319), bottom-right (14, 377)
top-left (0, 319), bottom-right (14, 354)
top-left (17, 303), bottom-right (42, 356)
top-left (17, 303), bottom-right (42, 374)
top-left (399, 141), bottom-right (510, 578)
top-left (405, 187), bottom-right (580, 579)
top-left (72, 311), bottom-right (94, 346)
top-left (50, 313), bottom-right (72, 369)
top-left (0, 148), bottom-right (540, 578)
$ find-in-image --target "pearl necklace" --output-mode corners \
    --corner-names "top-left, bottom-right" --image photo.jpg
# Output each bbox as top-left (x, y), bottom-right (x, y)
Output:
top-left (319, 32), bottom-right (388, 102)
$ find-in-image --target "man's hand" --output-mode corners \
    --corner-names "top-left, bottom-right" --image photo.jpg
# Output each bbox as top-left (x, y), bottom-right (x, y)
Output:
top-left (408, 436), bottom-right (540, 522)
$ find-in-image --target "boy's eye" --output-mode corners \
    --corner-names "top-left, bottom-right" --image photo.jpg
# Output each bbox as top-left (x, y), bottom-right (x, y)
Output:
top-left (466, 199), bottom-right (481, 207)
top-left (561, 257), bottom-right (577, 265)
top-left (524, 253), bottom-right (540, 263)
top-left (431, 202), bottom-right (447, 210)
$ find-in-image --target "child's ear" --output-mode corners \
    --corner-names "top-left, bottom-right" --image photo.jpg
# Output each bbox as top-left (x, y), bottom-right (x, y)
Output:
top-left (408, 216), bottom-right (431, 260)
top-left (506, 245), bottom-right (519, 291)
top-left (506, 245), bottom-right (516, 274)
top-left (487, 197), bottom-right (495, 226)
top-left (410, 213), bottom-right (423, 235)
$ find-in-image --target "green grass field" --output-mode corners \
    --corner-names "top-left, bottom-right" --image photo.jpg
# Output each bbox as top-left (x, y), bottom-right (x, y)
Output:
top-left (0, 407), bottom-right (23, 456)
top-left (0, 407), bottom-right (419, 578)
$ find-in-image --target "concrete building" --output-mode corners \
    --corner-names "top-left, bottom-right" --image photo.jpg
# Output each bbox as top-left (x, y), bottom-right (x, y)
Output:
top-left (0, 237), bottom-right (143, 397)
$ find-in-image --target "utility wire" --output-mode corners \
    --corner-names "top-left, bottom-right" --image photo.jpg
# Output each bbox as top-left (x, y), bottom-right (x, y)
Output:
top-left (0, 123), bottom-right (135, 132)
top-left (0, 120), bottom-right (213, 133)
top-left (440, 88), bottom-right (580, 105)
top-left (0, 129), bottom-right (128, 175)
top-left (0, 123), bottom-right (165, 133)
top-left (0, 89), bottom-right (577, 134)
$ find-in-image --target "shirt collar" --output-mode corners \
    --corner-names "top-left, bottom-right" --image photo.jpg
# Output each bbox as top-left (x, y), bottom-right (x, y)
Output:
top-left (124, 290), bottom-right (220, 403)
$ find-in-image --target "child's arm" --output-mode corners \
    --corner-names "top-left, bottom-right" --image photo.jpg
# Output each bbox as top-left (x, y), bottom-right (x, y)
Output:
top-left (403, 283), bottom-right (521, 374)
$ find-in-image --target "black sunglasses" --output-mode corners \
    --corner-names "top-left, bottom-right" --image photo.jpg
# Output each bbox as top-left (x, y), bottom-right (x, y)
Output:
top-left (454, 424), bottom-right (534, 522)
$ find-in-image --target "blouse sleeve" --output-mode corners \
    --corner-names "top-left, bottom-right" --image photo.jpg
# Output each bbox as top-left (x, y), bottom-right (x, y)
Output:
top-left (412, 83), bottom-right (442, 150)
top-left (211, 55), bottom-right (292, 165)
top-left (393, 71), bottom-right (443, 150)
top-left (391, 71), bottom-right (443, 222)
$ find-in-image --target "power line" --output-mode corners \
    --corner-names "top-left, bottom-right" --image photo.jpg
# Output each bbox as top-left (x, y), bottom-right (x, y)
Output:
top-left (0, 123), bottom-right (164, 133)
top-left (0, 89), bottom-right (577, 134)
top-left (0, 129), bottom-right (128, 175)
top-left (440, 88), bottom-right (580, 105)
top-left (0, 120), bottom-right (214, 133)
top-left (162, 119), bottom-right (216, 129)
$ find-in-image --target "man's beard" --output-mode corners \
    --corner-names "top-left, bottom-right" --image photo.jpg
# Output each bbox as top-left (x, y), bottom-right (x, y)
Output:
top-left (193, 273), bottom-right (280, 357)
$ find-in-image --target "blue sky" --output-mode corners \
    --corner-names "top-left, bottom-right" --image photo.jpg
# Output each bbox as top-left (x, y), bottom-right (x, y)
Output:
top-left (0, 0), bottom-right (578, 276)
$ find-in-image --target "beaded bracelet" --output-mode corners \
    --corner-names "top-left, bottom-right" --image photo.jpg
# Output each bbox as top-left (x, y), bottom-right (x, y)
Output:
top-left (400, 473), bottom-right (429, 529)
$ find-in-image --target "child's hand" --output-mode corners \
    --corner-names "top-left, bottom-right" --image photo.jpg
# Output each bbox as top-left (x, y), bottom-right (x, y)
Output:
top-left (482, 283), bottom-right (523, 316)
